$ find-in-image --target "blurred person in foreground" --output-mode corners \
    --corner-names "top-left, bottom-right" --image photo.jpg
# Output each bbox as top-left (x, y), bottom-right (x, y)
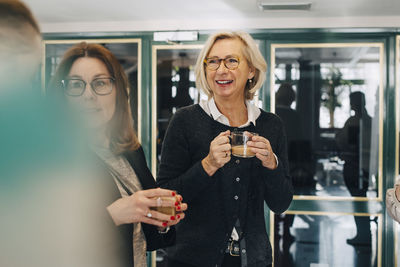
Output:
top-left (157, 31), bottom-right (293, 267)
top-left (49, 42), bottom-right (187, 266)
top-left (0, 1), bottom-right (88, 266)
top-left (0, 1), bottom-right (186, 266)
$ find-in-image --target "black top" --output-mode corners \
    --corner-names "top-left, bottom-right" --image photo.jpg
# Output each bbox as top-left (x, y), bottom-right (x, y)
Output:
top-left (98, 147), bottom-right (177, 265)
top-left (122, 146), bottom-right (176, 252)
top-left (157, 104), bottom-right (293, 267)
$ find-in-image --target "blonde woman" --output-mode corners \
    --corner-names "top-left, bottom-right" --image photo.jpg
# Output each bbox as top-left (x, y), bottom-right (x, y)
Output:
top-left (158, 31), bottom-right (293, 267)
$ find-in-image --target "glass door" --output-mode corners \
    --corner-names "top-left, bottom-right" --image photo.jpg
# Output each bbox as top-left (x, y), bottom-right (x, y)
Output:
top-left (270, 42), bottom-right (385, 267)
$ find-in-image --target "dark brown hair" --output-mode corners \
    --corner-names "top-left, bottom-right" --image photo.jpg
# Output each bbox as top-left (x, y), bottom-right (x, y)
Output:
top-left (0, 0), bottom-right (40, 33)
top-left (49, 42), bottom-right (140, 154)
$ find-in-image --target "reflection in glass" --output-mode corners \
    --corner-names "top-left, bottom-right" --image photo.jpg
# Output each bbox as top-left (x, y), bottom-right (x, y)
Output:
top-left (155, 48), bottom-right (204, 165)
top-left (274, 213), bottom-right (379, 267)
top-left (154, 47), bottom-right (203, 266)
top-left (44, 41), bottom-right (139, 130)
top-left (273, 45), bottom-right (381, 198)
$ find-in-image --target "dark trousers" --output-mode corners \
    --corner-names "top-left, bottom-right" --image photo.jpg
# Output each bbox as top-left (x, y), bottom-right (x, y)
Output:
top-left (167, 255), bottom-right (240, 267)
top-left (167, 256), bottom-right (272, 267)
top-left (221, 254), bottom-right (241, 267)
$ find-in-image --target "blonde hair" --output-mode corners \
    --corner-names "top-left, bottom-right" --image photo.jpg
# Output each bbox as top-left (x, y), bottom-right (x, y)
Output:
top-left (195, 31), bottom-right (267, 100)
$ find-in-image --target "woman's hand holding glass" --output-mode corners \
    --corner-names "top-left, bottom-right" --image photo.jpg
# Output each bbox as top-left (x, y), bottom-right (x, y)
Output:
top-left (107, 188), bottom-right (187, 228)
top-left (247, 135), bottom-right (277, 170)
top-left (201, 130), bottom-right (231, 176)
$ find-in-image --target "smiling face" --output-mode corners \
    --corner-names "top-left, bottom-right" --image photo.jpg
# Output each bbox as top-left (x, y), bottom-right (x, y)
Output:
top-left (205, 38), bottom-right (255, 102)
top-left (66, 57), bottom-right (116, 130)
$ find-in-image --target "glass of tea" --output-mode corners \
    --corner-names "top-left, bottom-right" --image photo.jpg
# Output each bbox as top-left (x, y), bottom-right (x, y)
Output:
top-left (230, 131), bottom-right (258, 158)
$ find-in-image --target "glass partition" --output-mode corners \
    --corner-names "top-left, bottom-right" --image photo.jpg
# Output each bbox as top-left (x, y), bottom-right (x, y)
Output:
top-left (151, 44), bottom-right (204, 174)
top-left (42, 39), bottom-right (141, 138)
top-left (151, 44), bottom-right (203, 266)
top-left (271, 43), bottom-right (383, 200)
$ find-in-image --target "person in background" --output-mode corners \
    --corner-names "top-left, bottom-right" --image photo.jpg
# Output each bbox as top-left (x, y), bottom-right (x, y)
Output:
top-left (336, 91), bottom-right (372, 246)
top-left (273, 83), bottom-right (304, 265)
top-left (157, 31), bottom-right (293, 267)
top-left (49, 42), bottom-right (187, 266)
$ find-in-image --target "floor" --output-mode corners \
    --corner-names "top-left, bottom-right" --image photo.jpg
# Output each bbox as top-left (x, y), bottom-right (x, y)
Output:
top-left (274, 213), bottom-right (378, 267)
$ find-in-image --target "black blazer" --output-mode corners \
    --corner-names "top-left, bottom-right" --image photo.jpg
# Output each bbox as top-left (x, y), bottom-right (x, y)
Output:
top-left (121, 146), bottom-right (176, 251)
top-left (96, 146), bottom-right (175, 266)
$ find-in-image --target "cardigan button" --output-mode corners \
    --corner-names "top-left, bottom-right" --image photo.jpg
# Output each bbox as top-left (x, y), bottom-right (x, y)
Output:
top-left (234, 195), bottom-right (239, 200)
top-left (235, 159), bottom-right (240, 164)
top-left (242, 249), bottom-right (246, 254)
top-left (236, 177), bottom-right (240, 182)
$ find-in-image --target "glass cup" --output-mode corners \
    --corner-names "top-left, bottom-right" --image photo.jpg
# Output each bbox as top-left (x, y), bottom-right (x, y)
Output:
top-left (150, 196), bottom-right (176, 216)
top-left (230, 131), bottom-right (258, 158)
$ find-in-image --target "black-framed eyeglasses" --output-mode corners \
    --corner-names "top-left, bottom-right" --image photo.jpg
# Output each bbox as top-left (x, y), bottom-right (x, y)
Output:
top-left (203, 56), bottom-right (240, 71)
top-left (61, 77), bottom-right (115, 96)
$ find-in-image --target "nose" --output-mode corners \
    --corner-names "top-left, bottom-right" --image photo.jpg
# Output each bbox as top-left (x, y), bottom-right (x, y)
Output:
top-left (216, 61), bottom-right (229, 74)
top-left (82, 83), bottom-right (96, 100)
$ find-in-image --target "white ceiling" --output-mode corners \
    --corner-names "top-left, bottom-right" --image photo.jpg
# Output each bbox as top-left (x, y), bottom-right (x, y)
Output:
top-left (23, 0), bottom-right (400, 33)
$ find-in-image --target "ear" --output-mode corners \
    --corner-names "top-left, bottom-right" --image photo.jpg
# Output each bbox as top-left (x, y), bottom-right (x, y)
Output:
top-left (247, 66), bottom-right (255, 80)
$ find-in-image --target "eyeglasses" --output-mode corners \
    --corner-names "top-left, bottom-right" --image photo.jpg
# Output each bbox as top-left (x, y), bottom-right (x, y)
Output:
top-left (61, 77), bottom-right (115, 96)
top-left (203, 56), bottom-right (240, 71)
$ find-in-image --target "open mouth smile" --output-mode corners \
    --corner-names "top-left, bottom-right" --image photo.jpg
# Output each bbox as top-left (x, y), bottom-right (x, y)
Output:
top-left (216, 80), bottom-right (233, 85)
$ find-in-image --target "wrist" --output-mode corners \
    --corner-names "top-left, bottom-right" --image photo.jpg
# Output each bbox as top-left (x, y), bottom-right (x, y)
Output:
top-left (107, 203), bottom-right (123, 226)
top-left (263, 153), bottom-right (278, 170)
top-left (202, 156), bottom-right (218, 176)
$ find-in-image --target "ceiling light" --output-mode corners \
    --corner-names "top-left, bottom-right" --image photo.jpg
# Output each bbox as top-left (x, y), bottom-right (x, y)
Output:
top-left (153, 31), bottom-right (198, 42)
top-left (258, 2), bottom-right (312, 11)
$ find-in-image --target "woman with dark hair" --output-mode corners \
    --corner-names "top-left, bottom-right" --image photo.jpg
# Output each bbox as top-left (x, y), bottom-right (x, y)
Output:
top-left (49, 42), bottom-right (187, 266)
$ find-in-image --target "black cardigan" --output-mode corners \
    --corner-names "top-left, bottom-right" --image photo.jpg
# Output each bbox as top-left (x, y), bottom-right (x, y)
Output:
top-left (157, 104), bottom-right (293, 267)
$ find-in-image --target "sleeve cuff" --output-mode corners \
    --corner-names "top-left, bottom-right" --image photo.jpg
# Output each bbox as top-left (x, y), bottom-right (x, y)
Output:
top-left (273, 153), bottom-right (279, 167)
top-left (158, 226), bottom-right (170, 234)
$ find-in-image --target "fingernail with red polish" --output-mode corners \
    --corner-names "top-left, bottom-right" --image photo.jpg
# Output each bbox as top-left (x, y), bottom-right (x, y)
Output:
top-left (179, 196), bottom-right (183, 201)
top-left (175, 201), bottom-right (179, 206)
top-left (170, 216), bottom-right (175, 220)
top-left (177, 206), bottom-right (181, 210)
top-left (177, 215), bottom-right (181, 219)
top-left (171, 192), bottom-right (176, 196)
top-left (162, 222), bottom-right (168, 227)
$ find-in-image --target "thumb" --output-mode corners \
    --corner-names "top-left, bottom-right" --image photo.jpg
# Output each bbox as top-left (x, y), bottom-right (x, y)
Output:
top-left (219, 130), bottom-right (231, 136)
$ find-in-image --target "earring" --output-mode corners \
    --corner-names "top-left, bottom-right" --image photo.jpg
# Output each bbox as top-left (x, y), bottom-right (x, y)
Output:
top-left (248, 79), bottom-right (253, 83)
